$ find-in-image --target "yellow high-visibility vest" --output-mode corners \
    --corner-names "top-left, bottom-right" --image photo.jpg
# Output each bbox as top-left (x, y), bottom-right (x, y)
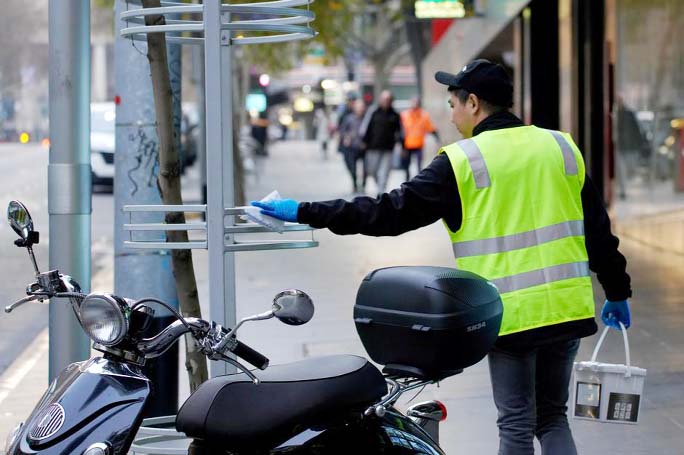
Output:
top-left (440, 126), bottom-right (595, 336)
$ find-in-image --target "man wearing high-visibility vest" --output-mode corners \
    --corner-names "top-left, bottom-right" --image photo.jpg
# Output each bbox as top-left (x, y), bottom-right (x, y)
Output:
top-left (252, 60), bottom-right (632, 455)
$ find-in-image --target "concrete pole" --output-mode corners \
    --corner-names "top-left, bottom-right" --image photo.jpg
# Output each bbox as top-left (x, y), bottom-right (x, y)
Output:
top-left (47, 0), bottom-right (92, 381)
top-left (113, 0), bottom-right (179, 415)
top-left (92, 43), bottom-right (108, 102)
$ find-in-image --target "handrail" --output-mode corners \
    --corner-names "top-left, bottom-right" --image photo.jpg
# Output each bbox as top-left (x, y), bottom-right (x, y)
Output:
top-left (226, 240), bottom-right (318, 252)
top-left (226, 223), bottom-right (312, 234)
top-left (226, 0), bottom-right (313, 8)
top-left (123, 204), bottom-right (207, 212)
top-left (124, 223), bottom-right (207, 232)
top-left (119, 4), bottom-right (202, 19)
top-left (124, 241), bottom-right (208, 250)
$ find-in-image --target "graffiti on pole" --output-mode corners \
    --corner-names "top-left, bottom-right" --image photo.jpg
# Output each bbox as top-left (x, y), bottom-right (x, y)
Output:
top-left (127, 126), bottom-right (159, 196)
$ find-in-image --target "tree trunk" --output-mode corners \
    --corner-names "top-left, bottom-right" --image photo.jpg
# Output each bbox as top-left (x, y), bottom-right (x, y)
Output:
top-left (373, 54), bottom-right (390, 101)
top-left (142, 0), bottom-right (208, 391)
top-left (405, 18), bottom-right (430, 100)
top-left (232, 52), bottom-right (246, 206)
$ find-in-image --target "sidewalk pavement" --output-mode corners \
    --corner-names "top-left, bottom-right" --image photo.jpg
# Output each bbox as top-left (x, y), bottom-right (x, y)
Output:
top-left (1, 140), bottom-right (683, 453)
top-left (613, 177), bottom-right (684, 255)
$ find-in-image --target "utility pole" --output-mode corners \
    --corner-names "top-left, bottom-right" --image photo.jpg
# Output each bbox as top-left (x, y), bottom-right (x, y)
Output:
top-left (47, 0), bottom-right (91, 381)
top-left (113, 0), bottom-right (180, 416)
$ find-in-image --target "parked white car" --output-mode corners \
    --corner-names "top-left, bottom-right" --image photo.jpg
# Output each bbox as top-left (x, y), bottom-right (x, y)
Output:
top-left (91, 102), bottom-right (115, 190)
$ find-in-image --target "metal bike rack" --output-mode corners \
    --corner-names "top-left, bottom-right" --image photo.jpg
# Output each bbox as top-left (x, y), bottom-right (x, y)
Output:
top-left (122, 205), bottom-right (316, 252)
top-left (120, 1), bottom-right (316, 453)
top-left (129, 416), bottom-right (191, 455)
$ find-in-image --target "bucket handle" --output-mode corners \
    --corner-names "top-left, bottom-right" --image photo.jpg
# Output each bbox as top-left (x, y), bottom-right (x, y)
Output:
top-left (590, 322), bottom-right (631, 377)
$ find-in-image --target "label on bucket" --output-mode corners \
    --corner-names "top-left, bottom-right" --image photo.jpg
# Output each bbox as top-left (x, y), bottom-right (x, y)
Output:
top-left (607, 393), bottom-right (640, 422)
top-left (574, 382), bottom-right (601, 419)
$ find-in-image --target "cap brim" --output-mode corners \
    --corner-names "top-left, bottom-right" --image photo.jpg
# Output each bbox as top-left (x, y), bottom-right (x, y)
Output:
top-left (435, 71), bottom-right (461, 87)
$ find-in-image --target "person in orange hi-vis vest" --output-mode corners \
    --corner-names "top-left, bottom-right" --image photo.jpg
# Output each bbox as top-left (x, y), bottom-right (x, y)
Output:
top-left (400, 97), bottom-right (440, 181)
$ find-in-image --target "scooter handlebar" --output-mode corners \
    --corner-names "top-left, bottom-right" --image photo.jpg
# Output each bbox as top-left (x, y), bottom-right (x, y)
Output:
top-left (4, 294), bottom-right (40, 313)
top-left (232, 339), bottom-right (269, 370)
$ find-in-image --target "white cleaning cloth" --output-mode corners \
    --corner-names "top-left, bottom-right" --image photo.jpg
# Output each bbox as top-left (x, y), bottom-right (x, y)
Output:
top-left (239, 190), bottom-right (286, 233)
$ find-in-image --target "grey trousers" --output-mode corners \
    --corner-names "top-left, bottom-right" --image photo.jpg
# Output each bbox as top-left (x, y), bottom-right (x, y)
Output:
top-left (488, 338), bottom-right (580, 455)
top-left (364, 149), bottom-right (393, 194)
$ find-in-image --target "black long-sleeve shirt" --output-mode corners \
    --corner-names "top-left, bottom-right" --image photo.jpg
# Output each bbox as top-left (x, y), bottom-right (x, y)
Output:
top-left (362, 106), bottom-right (403, 151)
top-left (298, 111), bottom-right (632, 349)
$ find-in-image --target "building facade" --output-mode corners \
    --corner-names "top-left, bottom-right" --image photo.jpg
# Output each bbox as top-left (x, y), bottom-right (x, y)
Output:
top-left (422, 0), bottom-right (684, 217)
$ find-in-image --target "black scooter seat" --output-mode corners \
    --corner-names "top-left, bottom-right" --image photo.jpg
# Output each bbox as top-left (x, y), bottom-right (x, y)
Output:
top-left (176, 355), bottom-right (387, 451)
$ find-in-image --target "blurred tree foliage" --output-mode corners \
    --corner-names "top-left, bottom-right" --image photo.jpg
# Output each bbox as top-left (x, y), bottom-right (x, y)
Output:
top-left (234, 0), bottom-right (363, 74)
top-left (340, 0), bottom-right (421, 96)
top-left (94, 0), bottom-right (115, 7)
top-left (94, 0), bottom-right (366, 74)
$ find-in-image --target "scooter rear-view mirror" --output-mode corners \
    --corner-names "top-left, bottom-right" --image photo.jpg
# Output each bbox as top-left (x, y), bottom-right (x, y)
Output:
top-left (7, 200), bottom-right (35, 242)
top-left (272, 289), bottom-right (314, 326)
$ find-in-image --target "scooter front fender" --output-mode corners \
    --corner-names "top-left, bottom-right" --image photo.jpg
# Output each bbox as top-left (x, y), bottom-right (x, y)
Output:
top-left (6, 357), bottom-right (150, 455)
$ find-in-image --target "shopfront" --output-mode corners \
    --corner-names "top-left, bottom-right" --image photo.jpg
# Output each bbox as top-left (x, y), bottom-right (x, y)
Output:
top-left (611, 0), bottom-right (684, 211)
top-left (422, 0), bottom-right (684, 218)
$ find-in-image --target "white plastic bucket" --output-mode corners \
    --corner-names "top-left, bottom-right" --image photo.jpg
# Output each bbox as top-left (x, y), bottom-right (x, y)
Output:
top-left (572, 322), bottom-right (646, 424)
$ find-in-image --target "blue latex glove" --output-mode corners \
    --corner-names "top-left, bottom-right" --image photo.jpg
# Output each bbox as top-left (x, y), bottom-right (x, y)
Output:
top-left (250, 199), bottom-right (300, 222)
top-left (601, 299), bottom-right (631, 330)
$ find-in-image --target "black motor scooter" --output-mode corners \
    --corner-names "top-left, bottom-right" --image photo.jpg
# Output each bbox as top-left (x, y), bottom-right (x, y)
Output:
top-left (3, 200), bottom-right (504, 455)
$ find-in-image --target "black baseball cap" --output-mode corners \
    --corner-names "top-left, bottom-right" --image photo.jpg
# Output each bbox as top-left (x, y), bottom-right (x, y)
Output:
top-left (435, 59), bottom-right (513, 108)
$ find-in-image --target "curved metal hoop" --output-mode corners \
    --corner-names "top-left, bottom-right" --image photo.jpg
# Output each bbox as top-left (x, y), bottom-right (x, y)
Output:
top-left (119, 0), bottom-right (316, 46)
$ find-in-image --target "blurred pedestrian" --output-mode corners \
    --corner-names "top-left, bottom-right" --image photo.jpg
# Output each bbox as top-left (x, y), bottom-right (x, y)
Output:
top-left (279, 121), bottom-right (289, 141)
top-left (615, 96), bottom-right (649, 199)
top-left (313, 105), bottom-right (330, 160)
top-left (250, 110), bottom-right (269, 157)
top-left (336, 92), bottom-right (358, 138)
top-left (400, 97), bottom-right (439, 181)
top-left (339, 99), bottom-right (367, 193)
top-left (252, 59), bottom-right (632, 455)
top-left (361, 90), bottom-right (403, 194)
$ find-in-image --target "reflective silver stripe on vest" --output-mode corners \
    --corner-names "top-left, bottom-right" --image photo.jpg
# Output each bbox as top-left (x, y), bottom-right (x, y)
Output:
top-left (548, 130), bottom-right (578, 176)
top-left (459, 139), bottom-right (491, 189)
top-left (492, 261), bottom-right (589, 294)
top-left (452, 220), bottom-right (585, 258)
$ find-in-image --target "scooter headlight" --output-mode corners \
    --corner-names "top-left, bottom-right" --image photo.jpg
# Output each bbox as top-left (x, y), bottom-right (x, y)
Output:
top-left (84, 442), bottom-right (111, 455)
top-left (79, 294), bottom-right (128, 346)
top-left (4, 422), bottom-right (23, 452)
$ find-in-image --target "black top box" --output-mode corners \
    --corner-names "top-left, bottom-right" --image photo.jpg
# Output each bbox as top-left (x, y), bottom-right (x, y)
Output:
top-left (354, 266), bottom-right (503, 380)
